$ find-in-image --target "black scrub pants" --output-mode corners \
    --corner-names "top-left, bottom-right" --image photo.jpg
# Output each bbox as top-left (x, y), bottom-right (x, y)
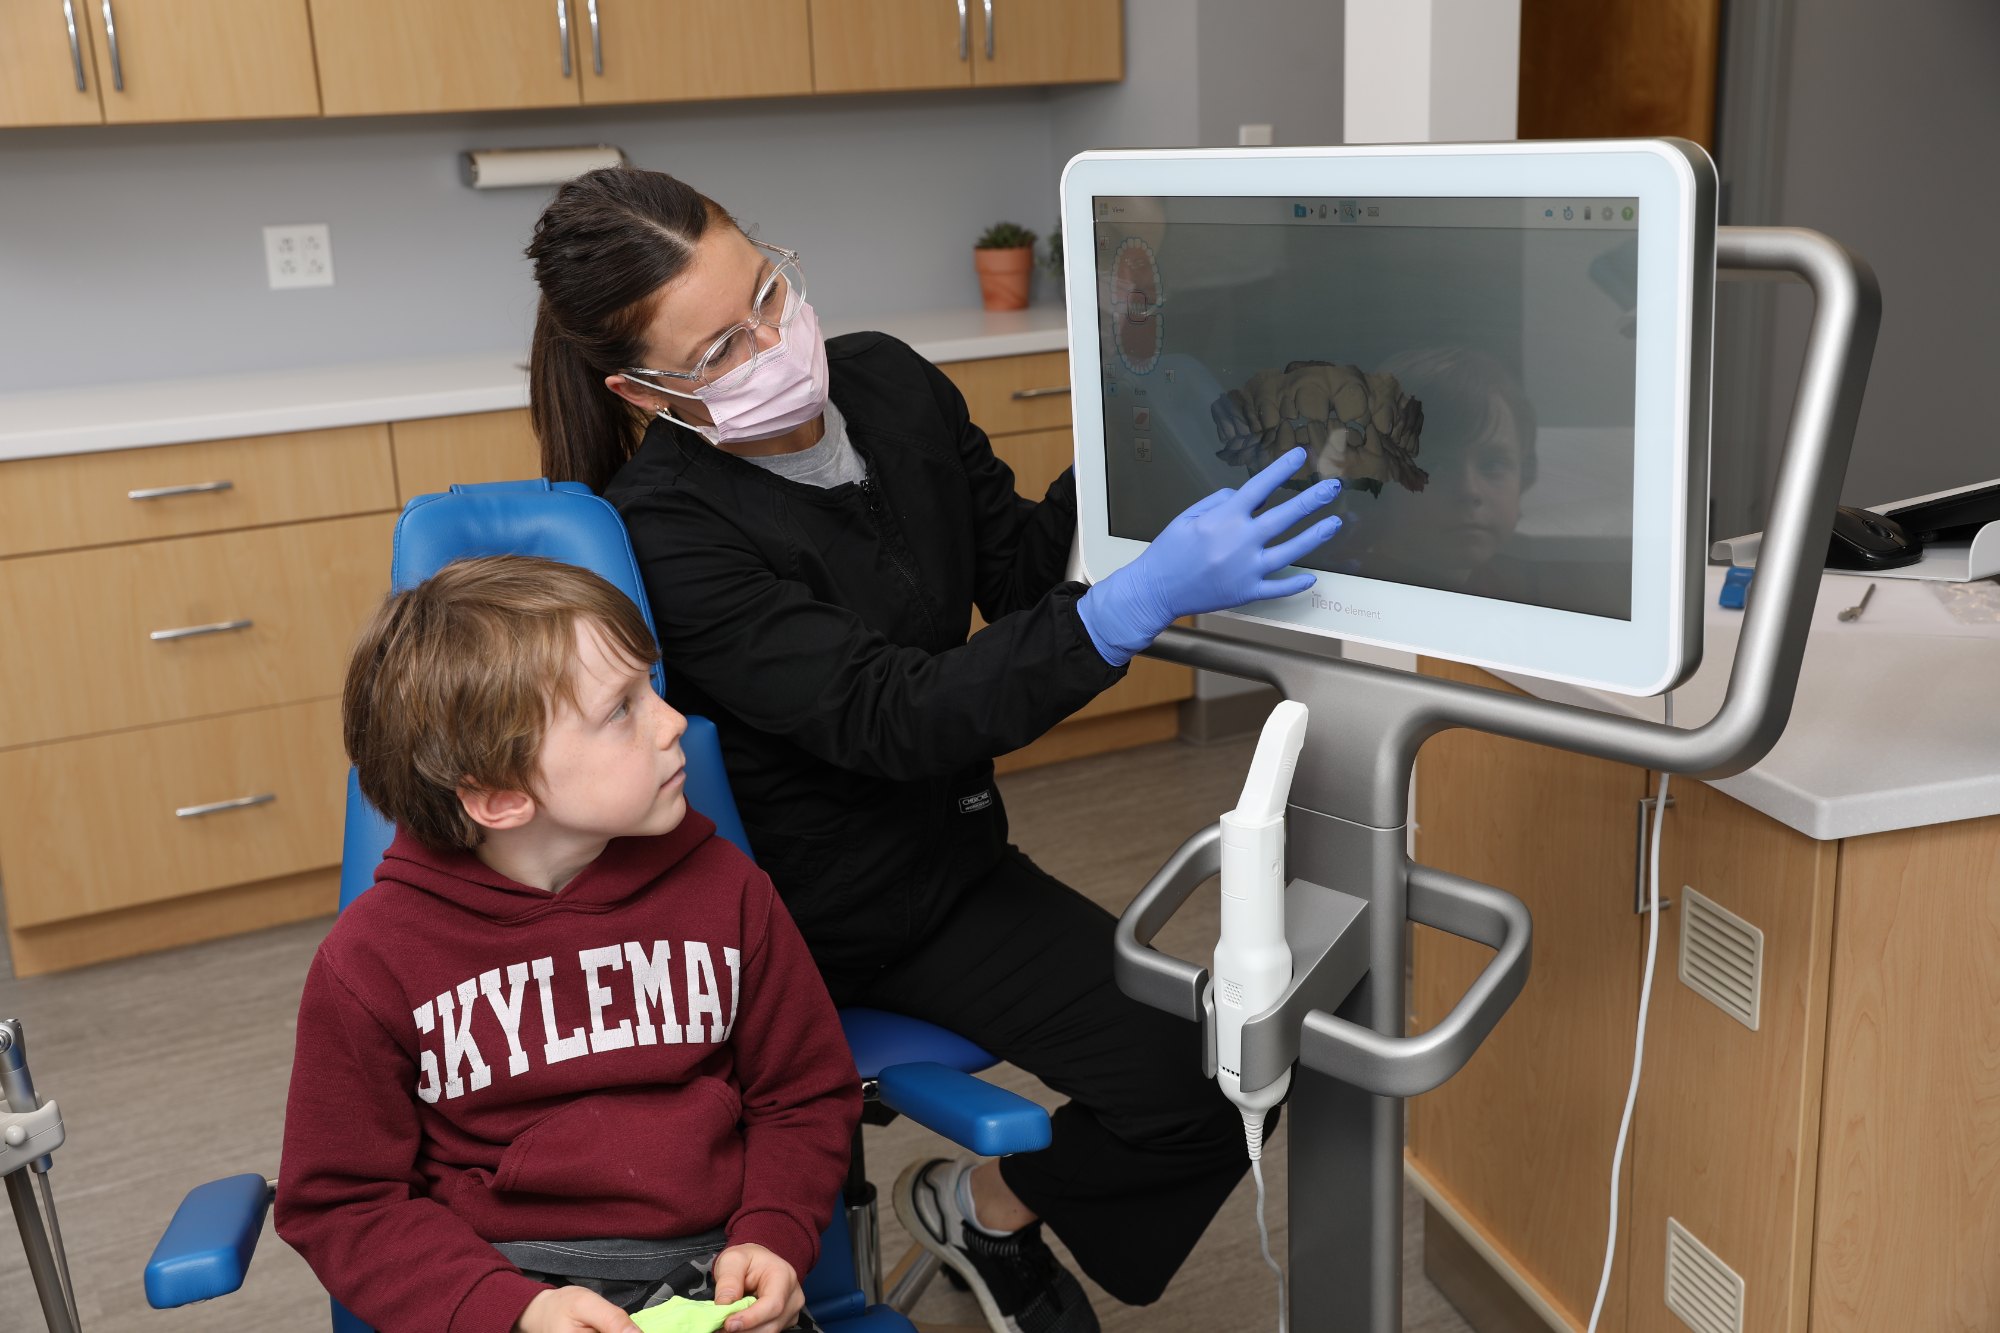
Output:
top-left (827, 847), bottom-right (1259, 1306)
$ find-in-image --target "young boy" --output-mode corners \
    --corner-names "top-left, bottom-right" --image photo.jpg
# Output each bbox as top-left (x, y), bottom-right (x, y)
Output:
top-left (277, 556), bottom-right (862, 1333)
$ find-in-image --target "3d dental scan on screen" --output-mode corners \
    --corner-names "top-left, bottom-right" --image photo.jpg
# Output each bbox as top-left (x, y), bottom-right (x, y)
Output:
top-left (1061, 142), bottom-right (1717, 695)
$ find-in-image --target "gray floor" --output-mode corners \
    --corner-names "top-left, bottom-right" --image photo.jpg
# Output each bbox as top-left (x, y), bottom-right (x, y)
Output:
top-left (0, 735), bottom-right (1471, 1333)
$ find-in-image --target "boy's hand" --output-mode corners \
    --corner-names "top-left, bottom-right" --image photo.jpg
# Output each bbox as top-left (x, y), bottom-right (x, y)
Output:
top-left (514, 1285), bottom-right (642, 1333)
top-left (712, 1243), bottom-right (802, 1333)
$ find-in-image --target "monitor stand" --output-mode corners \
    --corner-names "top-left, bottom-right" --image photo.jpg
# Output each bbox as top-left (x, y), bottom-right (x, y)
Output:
top-left (1115, 225), bottom-right (1879, 1332)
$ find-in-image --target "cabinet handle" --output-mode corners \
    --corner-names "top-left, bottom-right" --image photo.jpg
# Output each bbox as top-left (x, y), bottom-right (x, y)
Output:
top-left (1634, 793), bottom-right (1677, 914)
top-left (556, 0), bottom-right (572, 77)
top-left (1010, 385), bottom-right (1071, 401)
top-left (62, 0), bottom-right (87, 90)
top-left (149, 617), bottom-right (253, 642)
top-left (956, 0), bottom-right (968, 60)
top-left (983, 0), bottom-right (995, 59)
top-left (587, 0), bottom-right (603, 75)
top-left (127, 479), bottom-right (234, 501)
top-left (176, 792), bottom-right (275, 820)
top-left (99, 0), bottom-right (122, 92)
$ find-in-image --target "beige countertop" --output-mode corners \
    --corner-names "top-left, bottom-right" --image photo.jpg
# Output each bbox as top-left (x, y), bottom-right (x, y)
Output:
top-left (0, 305), bottom-right (1070, 462)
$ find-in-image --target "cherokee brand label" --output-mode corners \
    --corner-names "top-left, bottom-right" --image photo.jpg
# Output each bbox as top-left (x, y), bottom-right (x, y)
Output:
top-left (957, 789), bottom-right (995, 815)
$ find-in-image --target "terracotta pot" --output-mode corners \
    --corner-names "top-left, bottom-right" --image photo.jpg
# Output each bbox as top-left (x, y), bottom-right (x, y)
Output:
top-left (974, 246), bottom-right (1034, 311)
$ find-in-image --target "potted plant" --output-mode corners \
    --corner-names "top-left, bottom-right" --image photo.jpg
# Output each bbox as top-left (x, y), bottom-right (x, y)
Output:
top-left (974, 221), bottom-right (1037, 311)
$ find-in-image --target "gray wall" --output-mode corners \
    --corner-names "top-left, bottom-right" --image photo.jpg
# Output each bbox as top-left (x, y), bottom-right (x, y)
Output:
top-left (0, 92), bottom-right (1062, 394)
top-left (1049, 0), bottom-right (1342, 162)
top-left (1716, 0), bottom-right (2000, 531)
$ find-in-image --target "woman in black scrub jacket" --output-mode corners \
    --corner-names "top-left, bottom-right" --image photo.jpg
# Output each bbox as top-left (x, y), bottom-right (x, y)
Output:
top-left (525, 168), bottom-right (1342, 1333)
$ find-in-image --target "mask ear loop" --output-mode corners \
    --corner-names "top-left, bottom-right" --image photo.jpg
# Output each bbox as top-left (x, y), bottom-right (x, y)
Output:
top-left (623, 371), bottom-right (722, 446)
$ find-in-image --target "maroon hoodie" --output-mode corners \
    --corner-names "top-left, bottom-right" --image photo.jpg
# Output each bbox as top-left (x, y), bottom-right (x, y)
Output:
top-left (275, 814), bottom-right (862, 1333)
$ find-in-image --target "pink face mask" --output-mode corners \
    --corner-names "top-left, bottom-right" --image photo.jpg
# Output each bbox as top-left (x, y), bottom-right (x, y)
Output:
top-left (665, 300), bottom-right (830, 447)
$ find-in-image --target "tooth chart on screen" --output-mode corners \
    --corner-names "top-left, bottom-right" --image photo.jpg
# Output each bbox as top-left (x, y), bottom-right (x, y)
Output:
top-left (1111, 237), bottom-right (1163, 375)
top-left (1210, 361), bottom-right (1428, 495)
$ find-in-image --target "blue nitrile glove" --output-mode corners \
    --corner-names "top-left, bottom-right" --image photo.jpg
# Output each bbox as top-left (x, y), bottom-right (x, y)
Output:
top-left (1077, 447), bottom-right (1343, 666)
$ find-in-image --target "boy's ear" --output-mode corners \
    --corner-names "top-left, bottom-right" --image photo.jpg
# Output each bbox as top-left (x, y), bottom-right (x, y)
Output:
top-left (458, 783), bottom-right (536, 833)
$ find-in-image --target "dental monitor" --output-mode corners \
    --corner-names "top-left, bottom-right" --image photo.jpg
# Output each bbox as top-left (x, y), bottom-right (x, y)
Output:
top-left (1059, 141), bottom-right (1717, 695)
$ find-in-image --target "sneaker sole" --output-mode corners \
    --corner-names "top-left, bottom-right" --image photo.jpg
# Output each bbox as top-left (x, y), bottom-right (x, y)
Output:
top-left (891, 1161), bottom-right (1017, 1333)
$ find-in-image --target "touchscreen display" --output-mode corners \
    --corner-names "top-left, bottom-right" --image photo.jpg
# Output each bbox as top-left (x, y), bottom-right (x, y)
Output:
top-left (1093, 195), bottom-right (1642, 621)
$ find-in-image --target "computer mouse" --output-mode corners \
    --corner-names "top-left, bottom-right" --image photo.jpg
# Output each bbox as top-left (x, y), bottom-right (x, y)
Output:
top-left (1826, 505), bottom-right (1923, 570)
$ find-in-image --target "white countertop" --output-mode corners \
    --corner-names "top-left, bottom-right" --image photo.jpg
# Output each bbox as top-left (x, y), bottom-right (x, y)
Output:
top-left (0, 305), bottom-right (1070, 463)
top-left (1492, 566), bottom-right (2000, 841)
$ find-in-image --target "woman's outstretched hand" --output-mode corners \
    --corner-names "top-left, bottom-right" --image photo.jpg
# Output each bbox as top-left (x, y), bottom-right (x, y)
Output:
top-left (1077, 447), bottom-right (1342, 666)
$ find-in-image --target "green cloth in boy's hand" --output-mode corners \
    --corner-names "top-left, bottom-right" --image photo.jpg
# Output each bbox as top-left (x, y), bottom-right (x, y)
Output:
top-left (630, 1294), bottom-right (758, 1333)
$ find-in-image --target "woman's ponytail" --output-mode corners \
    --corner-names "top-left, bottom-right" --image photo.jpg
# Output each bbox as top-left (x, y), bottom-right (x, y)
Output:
top-left (529, 300), bottom-right (647, 492)
top-left (525, 167), bottom-right (735, 492)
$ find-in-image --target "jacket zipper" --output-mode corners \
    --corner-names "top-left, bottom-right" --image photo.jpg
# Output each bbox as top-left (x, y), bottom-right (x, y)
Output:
top-left (859, 472), bottom-right (943, 645)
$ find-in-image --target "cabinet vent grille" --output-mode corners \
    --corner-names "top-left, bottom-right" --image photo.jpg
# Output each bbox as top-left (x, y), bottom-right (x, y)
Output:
top-left (1665, 1217), bottom-right (1745, 1333)
top-left (1678, 886), bottom-right (1763, 1030)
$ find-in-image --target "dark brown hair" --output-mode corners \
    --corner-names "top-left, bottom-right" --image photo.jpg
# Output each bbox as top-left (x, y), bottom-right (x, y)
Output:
top-left (526, 167), bottom-right (737, 491)
top-left (342, 556), bottom-right (661, 852)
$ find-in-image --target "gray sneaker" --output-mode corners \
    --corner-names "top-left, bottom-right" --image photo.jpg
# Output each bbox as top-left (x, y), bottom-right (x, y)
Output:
top-left (892, 1158), bottom-right (1100, 1333)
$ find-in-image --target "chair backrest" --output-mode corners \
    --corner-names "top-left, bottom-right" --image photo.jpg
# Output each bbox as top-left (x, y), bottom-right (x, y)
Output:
top-left (338, 480), bottom-right (751, 911)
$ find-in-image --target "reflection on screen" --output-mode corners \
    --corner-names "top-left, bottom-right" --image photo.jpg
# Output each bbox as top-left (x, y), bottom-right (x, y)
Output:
top-left (1094, 195), bottom-right (1640, 621)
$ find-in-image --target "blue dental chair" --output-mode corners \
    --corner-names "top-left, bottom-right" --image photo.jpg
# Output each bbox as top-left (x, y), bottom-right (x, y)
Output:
top-left (144, 480), bottom-right (1049, 1332)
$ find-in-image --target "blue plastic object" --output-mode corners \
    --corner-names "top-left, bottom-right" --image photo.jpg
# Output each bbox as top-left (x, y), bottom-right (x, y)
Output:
top-left (803, 1201), bottom-right (867, 1324)
top-left (144, 1173), bottom-right (271, 1309)
top-left (1077, 448), bottom-right (1341, 665)
top-left (1719, 565), bottom-right (1754, 609)
top-left (875, 1062), bottom-right (1053, 1158)
top-left (840, 1008), bottom-right (995, 1080)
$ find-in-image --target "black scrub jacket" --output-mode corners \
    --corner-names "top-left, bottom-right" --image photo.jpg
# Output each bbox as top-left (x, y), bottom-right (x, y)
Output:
top-left (604, 332), bottom-right (1126, 977)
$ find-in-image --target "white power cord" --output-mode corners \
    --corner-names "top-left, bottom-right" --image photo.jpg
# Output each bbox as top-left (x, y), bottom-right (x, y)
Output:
top-left (1244, 1111), bottom-right (1288, 1333)
top-left (1586, 692), bottom-right (1674, 1333)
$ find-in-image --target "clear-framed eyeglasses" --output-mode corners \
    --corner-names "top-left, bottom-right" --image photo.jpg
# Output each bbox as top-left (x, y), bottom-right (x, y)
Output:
top-left (621, 241), bottom-right (806, 400)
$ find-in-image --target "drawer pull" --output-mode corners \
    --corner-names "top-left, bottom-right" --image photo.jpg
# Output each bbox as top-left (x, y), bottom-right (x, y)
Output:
top-left (128, 480), bottom-right (235, 501)
top-left (150, 618), bottom-right (253, 643)
top-left (176, 792), bottom-right (276, 819)
top-left (63, 0), bottom-right (87, 90)
top-left (1010, 385), bottom-right (1071, 401)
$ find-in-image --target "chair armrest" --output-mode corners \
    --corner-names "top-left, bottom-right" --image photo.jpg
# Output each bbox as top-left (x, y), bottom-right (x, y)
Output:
top-left (144, 1173), bottom-right (272, 1309)
top-left (874, 1063), bottom-right (1051, 1158)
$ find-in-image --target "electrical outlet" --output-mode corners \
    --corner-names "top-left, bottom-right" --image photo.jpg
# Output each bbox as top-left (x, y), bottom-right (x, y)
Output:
top-left (1238, 123), bottom-right (1275, 146)
top-left (264, 223), bottom-right (334, 290)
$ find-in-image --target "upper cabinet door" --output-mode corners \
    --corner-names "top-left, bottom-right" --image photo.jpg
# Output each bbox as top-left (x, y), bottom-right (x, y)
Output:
top-left (810, 0), bottom-right (972, 94)
top-left (0, 2), bottom-right (105, 127)
top-left (973, 0), bottom-right (1120, 87)
top-left (87, 0), bottom-right (320, 123)
top-left (311, 0), bottom-right (584, 116)
top-left (581, 0), bottom-right (811, 105)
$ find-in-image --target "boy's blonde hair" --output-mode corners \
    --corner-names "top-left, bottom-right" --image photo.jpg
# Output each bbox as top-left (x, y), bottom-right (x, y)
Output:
top-left (343, 556), bottom-right (661, 852)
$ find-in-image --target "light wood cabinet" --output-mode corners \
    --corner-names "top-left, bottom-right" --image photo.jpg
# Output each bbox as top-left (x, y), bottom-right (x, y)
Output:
top-left (0, 698), bottom-right (347, 927)
top-left (0, 424), bottom-right (394, 559)
top-left (87, 0), bottom-right (320, 124)
top-left (0, 430), bottom-right (392, 976)
top-left (811, 0), bottom-right (1119, 94)
top-left (809, 0), bottom-right (973, 93)
top-left (0, 513), bottom-right (394, 748)
top-left (310, 0), bottom-right (583, 116)
top-left (972, 0), bottom-right (1122, 87)
top-left (1409, 658), bottom-right (2000, 1333)
top-left (1624, 777), bottom-right (1837, 1333)
top-left (0, 1), bottom-right (104, 127)
top-left (580, 0), bottom-right (812, 105)
top-left (7, 0), bottom-right (1118, 127)
top-left (1408, 662), bottom-right (1649, 1330)
top-left (392, 410), bottom-right (541, 503)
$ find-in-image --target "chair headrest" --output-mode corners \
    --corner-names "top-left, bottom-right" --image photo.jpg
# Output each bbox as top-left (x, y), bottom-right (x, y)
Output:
top-left (392, 479), bottom-right (663, 693)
